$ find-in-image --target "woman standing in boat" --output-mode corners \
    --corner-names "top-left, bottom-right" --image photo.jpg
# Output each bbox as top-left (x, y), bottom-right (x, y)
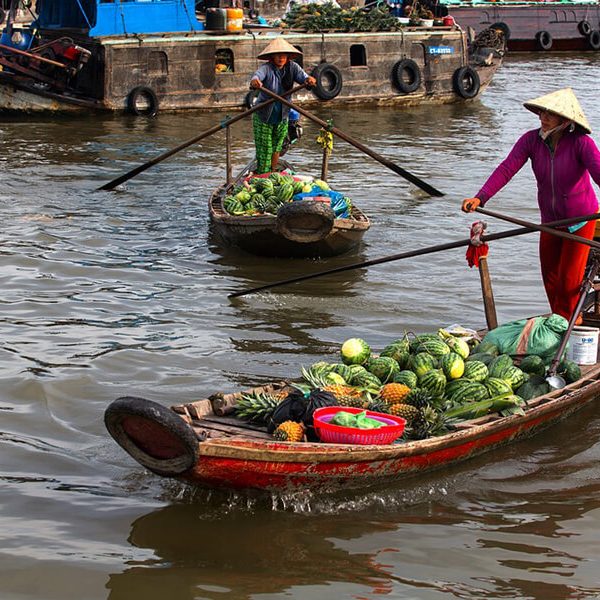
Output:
top-left (249, 37), bottom-right (316, 174)
top-left (462, 88), bottom-right (600, 323)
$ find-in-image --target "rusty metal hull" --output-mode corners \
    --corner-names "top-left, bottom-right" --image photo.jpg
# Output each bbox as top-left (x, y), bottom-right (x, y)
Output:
top-left (1, 28), bottom-right (502, 113)
top-left (448, 3), bottom-right (600, 51)
top-left (104, 363), bottom-right (600, 493)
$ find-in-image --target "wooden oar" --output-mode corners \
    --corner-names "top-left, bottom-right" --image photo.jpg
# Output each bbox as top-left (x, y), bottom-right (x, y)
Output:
top-left (228, 212), bottom-right (600, 298)
top-left (259, 87), bottom-right (445, 198)
top-left (476, 207), bottom-right (600, 250)
top-left (98, 84), bottom-right (307, 191)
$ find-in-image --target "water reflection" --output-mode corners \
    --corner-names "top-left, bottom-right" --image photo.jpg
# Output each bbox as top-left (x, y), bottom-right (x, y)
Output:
top-left (106, 503), bottom-right (397, 600)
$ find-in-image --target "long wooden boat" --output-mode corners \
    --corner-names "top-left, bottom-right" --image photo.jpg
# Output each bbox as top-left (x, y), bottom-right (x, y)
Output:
top-left (0, 0), bottom-right (504, 113)
top-left (104, 346), bottom-right (600, 494)
top-left (443, 0), bottom-right (600, 52)
top-left (209, 161), bottom-right (370, 258)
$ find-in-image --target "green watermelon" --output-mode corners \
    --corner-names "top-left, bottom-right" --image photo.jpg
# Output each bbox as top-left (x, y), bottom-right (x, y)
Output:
top-left (558, 359), bottom-right (582, 384)
top-left (341, 338), bottom-right (371, 365)
top-left (519, 355), bottom-right (546, 376)
top-left (445, 337), bottom-right (470, 360)
top-left (484, 377), bottom-right (513, 397)
top-left (352, 371), bottom-right (382, 390)
top-left (441, 352), bottom-right (465, 380)
top-left (347, 365), bottom-right (369, 384)
top-left (329, 363), bottom-right (355, 381)
top-left (380, 340), bottom-right (410, 368)
top-left (515, 374), bottom-right (550, 400)
top-left (410, 337), bottom-right (450, 357)
top-left (501, 365), bottom-right (526, 390)
top-left (449, 381), bottom-right (490, 404)
top-left (466, 352), bottom-right (495, 366)
top-left (410, 352), bottom-right (438, 378)
top-left (277, 183), bottom-right (295, 202)
top-left (463, 360), bottom-right (489, 382)
top-left (445, 378), bottom-right (471, 399)
top-left (393, 370), bottom-right (418, 389)
top-left (367, 356), bottom-right (400, 383)
top-left (488, 354), bottom-right (514, 378)
top-left (473, 341), bottom-right (499, 356)
top-left (419, 369), bottom-right (447, 398)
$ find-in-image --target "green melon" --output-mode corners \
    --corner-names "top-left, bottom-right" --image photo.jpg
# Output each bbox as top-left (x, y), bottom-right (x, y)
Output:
top-left (418, 369), bottom-right (447, 398)
top-left (367, 356), bottom-right (400, 383)
top-left (466, 352), bottom-right (495, 366)
top-left (488, 354), bottom-right (514, 379)
top-left (441, 352), bottom-right (465, 380)
top-left (340, 338), bottom-right (371, 365)
top-left (484, 377), bottom-right (513, 397)
top-left (515, 374), bottom-right (551, 400)
top-left (501, 365), bottom-right (526, 390)
top-left (463, 360), bottom-right (489, 382)
top-left (558, 359), bottom-right (582, 384)
top-left (393, 370), bottom-right (418, 389)
top-left (410, 337), bottom-right (450, 357)
top-left (449, 381), bottom-right (490, 404)
top-left (410, 352), bottom-right (438, 378)
top-left (445, 337), bottom-right (470, 360)
top-left (519, 355), bottom-right (546, 376)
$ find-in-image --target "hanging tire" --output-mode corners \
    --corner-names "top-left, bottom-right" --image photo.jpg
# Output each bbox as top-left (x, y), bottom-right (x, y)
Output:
top-left (452, 66), bottom-right (480, 99)
top-left (588, 29), bottom-right (600, 50)
top-left (536, 30), bottom-right (553, 50)
top-left (127, 86), bottom-right (159, 117)
top-left (490, 22), bottom-right (511, 41)
top-left (578, 20), bottom-right (592, 36)
top-left (105, 396), bottom-right (200, 476)
top-left (391, 59), bottom-right (421, 94)
top-left (276, 201), bottom-right (335, 243)
top-left (311, 63), bottom-right (343, 101)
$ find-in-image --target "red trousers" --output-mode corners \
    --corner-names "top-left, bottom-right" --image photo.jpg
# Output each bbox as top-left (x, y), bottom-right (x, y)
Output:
top-left (539, 220), bottom-right (596, 320)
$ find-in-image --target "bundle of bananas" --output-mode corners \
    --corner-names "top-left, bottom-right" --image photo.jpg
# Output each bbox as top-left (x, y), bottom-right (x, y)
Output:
top-left (316, 127), bottom-right (334, 156)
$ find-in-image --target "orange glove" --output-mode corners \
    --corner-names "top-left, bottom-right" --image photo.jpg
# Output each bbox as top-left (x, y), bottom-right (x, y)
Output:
top-left (462, 197), bottom-right (481, 213)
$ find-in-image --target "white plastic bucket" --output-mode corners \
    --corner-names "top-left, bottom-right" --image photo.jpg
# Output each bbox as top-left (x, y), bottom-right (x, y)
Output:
top-left (566, 326), bottom-right (599, 365)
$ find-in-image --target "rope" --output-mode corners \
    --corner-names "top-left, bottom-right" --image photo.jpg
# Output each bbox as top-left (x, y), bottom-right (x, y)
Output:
top-left (74, 0), bottom-right (92, 29)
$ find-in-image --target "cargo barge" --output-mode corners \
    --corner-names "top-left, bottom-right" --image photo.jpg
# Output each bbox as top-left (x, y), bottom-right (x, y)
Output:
top-left (0, 0), bottom-right (504, 113)
top-left (442, 0), bottom-right (600, 52)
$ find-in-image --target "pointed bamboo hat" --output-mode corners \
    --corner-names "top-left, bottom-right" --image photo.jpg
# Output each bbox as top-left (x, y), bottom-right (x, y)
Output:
top-left (257, 37), bottom-right (302, 59)
top-left (523, 87), bottom-right (591, 133)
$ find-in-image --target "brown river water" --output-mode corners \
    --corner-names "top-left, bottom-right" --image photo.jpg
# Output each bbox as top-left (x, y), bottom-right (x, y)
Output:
top-left (2, 53), bottom-right (600, 600)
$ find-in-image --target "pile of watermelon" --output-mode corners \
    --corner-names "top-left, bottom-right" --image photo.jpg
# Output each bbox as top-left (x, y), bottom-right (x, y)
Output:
top-left (222, 172), bottom-right (350, 217)
top-left (317, 330), bottom-right (580, 411)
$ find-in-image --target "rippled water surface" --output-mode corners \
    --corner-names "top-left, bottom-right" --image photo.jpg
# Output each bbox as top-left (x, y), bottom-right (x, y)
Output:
top-left (2, 53), bottom-right (600, 600)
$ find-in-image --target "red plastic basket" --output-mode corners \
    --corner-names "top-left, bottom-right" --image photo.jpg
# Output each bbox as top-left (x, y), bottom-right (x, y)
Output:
top-left (313, 406), bottom-right (406, 445)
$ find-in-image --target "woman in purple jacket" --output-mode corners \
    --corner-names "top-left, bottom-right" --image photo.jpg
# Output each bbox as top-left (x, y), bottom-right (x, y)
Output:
top-left (462, 88), bottom-right (600, 322)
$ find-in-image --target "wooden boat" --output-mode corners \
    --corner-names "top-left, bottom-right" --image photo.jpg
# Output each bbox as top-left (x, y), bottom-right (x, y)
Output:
top-left (0, 0), bottom-right (504, 113)
top-left (209, 161), bottom-right (370, 258)
top-left (104, 343), bottom-right (600, 494)
top-left (442, 0), bottom-right (600, 52)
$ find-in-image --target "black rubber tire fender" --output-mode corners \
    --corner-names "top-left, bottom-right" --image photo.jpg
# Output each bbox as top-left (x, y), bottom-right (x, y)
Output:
top-left (127, 86), bottom-right (159, 117)
top-left (104, 396), bottom-right (200, 476)
top-left (536, 30), bottom-right (553, 50)
top-left (311, 62), bottom-right (343, 101)
top-left (578, 20), bottom-right (592, 36)
top-left (452, 66), bottom-right (481, 99)
top-left (391, 58), bottom-right (421, 94)
top-left (276, 201), bottom-right (335, 243)
top-left (490, 21), bottom-right (511, 41)
top-left (588, 29), bottom-right (600, 50)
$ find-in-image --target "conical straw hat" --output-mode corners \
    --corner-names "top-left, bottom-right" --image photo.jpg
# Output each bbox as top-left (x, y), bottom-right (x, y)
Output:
top-left (523, 87), bottom-right (591, 133)
top-left (257, 37), bottom-right (302, 59)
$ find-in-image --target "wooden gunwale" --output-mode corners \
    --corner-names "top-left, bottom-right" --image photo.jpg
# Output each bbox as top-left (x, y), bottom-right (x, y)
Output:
top-left (171, 363), bottom-right (600, 465)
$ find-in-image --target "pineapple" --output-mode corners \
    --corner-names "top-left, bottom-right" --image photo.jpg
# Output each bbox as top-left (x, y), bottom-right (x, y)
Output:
top-left (408, 406), bottom-right (448, 440)
top-left (404, 387), bottom-right (434, 409)
top-left (234, 391), bottom-right (285, 424)
top-left (380, 383), bottom-right (410, 405)
top-left (323, 384), bottom-right (367, 408)
top-left (388, 403), bottom-right (420, 424)
top-left (366, 397), bottom-right (391, 414)
top-left (273, 420), bottom-right (305, 442)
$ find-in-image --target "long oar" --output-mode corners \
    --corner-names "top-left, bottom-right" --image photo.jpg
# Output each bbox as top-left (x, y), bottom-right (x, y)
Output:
top-left (229, 212), bottom-right (600, 298)
top-left (98, 84), bottom-right (307, 191)
top-left (476, 207), bottom-right (600, 250)
top-left (259, 87), bottom-right (444, 198)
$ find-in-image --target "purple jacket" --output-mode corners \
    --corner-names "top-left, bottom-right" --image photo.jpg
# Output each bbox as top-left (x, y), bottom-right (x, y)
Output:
top-left (477, 128), bottom-right (600, 223)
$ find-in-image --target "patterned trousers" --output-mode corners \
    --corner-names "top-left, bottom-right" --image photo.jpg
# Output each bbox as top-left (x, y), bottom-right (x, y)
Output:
top-left (253, 114), bottom-right (288, 174)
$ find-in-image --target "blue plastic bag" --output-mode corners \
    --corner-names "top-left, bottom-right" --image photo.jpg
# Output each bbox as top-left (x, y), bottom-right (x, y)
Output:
top-left (293, 187), bottom-right (351, 218)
